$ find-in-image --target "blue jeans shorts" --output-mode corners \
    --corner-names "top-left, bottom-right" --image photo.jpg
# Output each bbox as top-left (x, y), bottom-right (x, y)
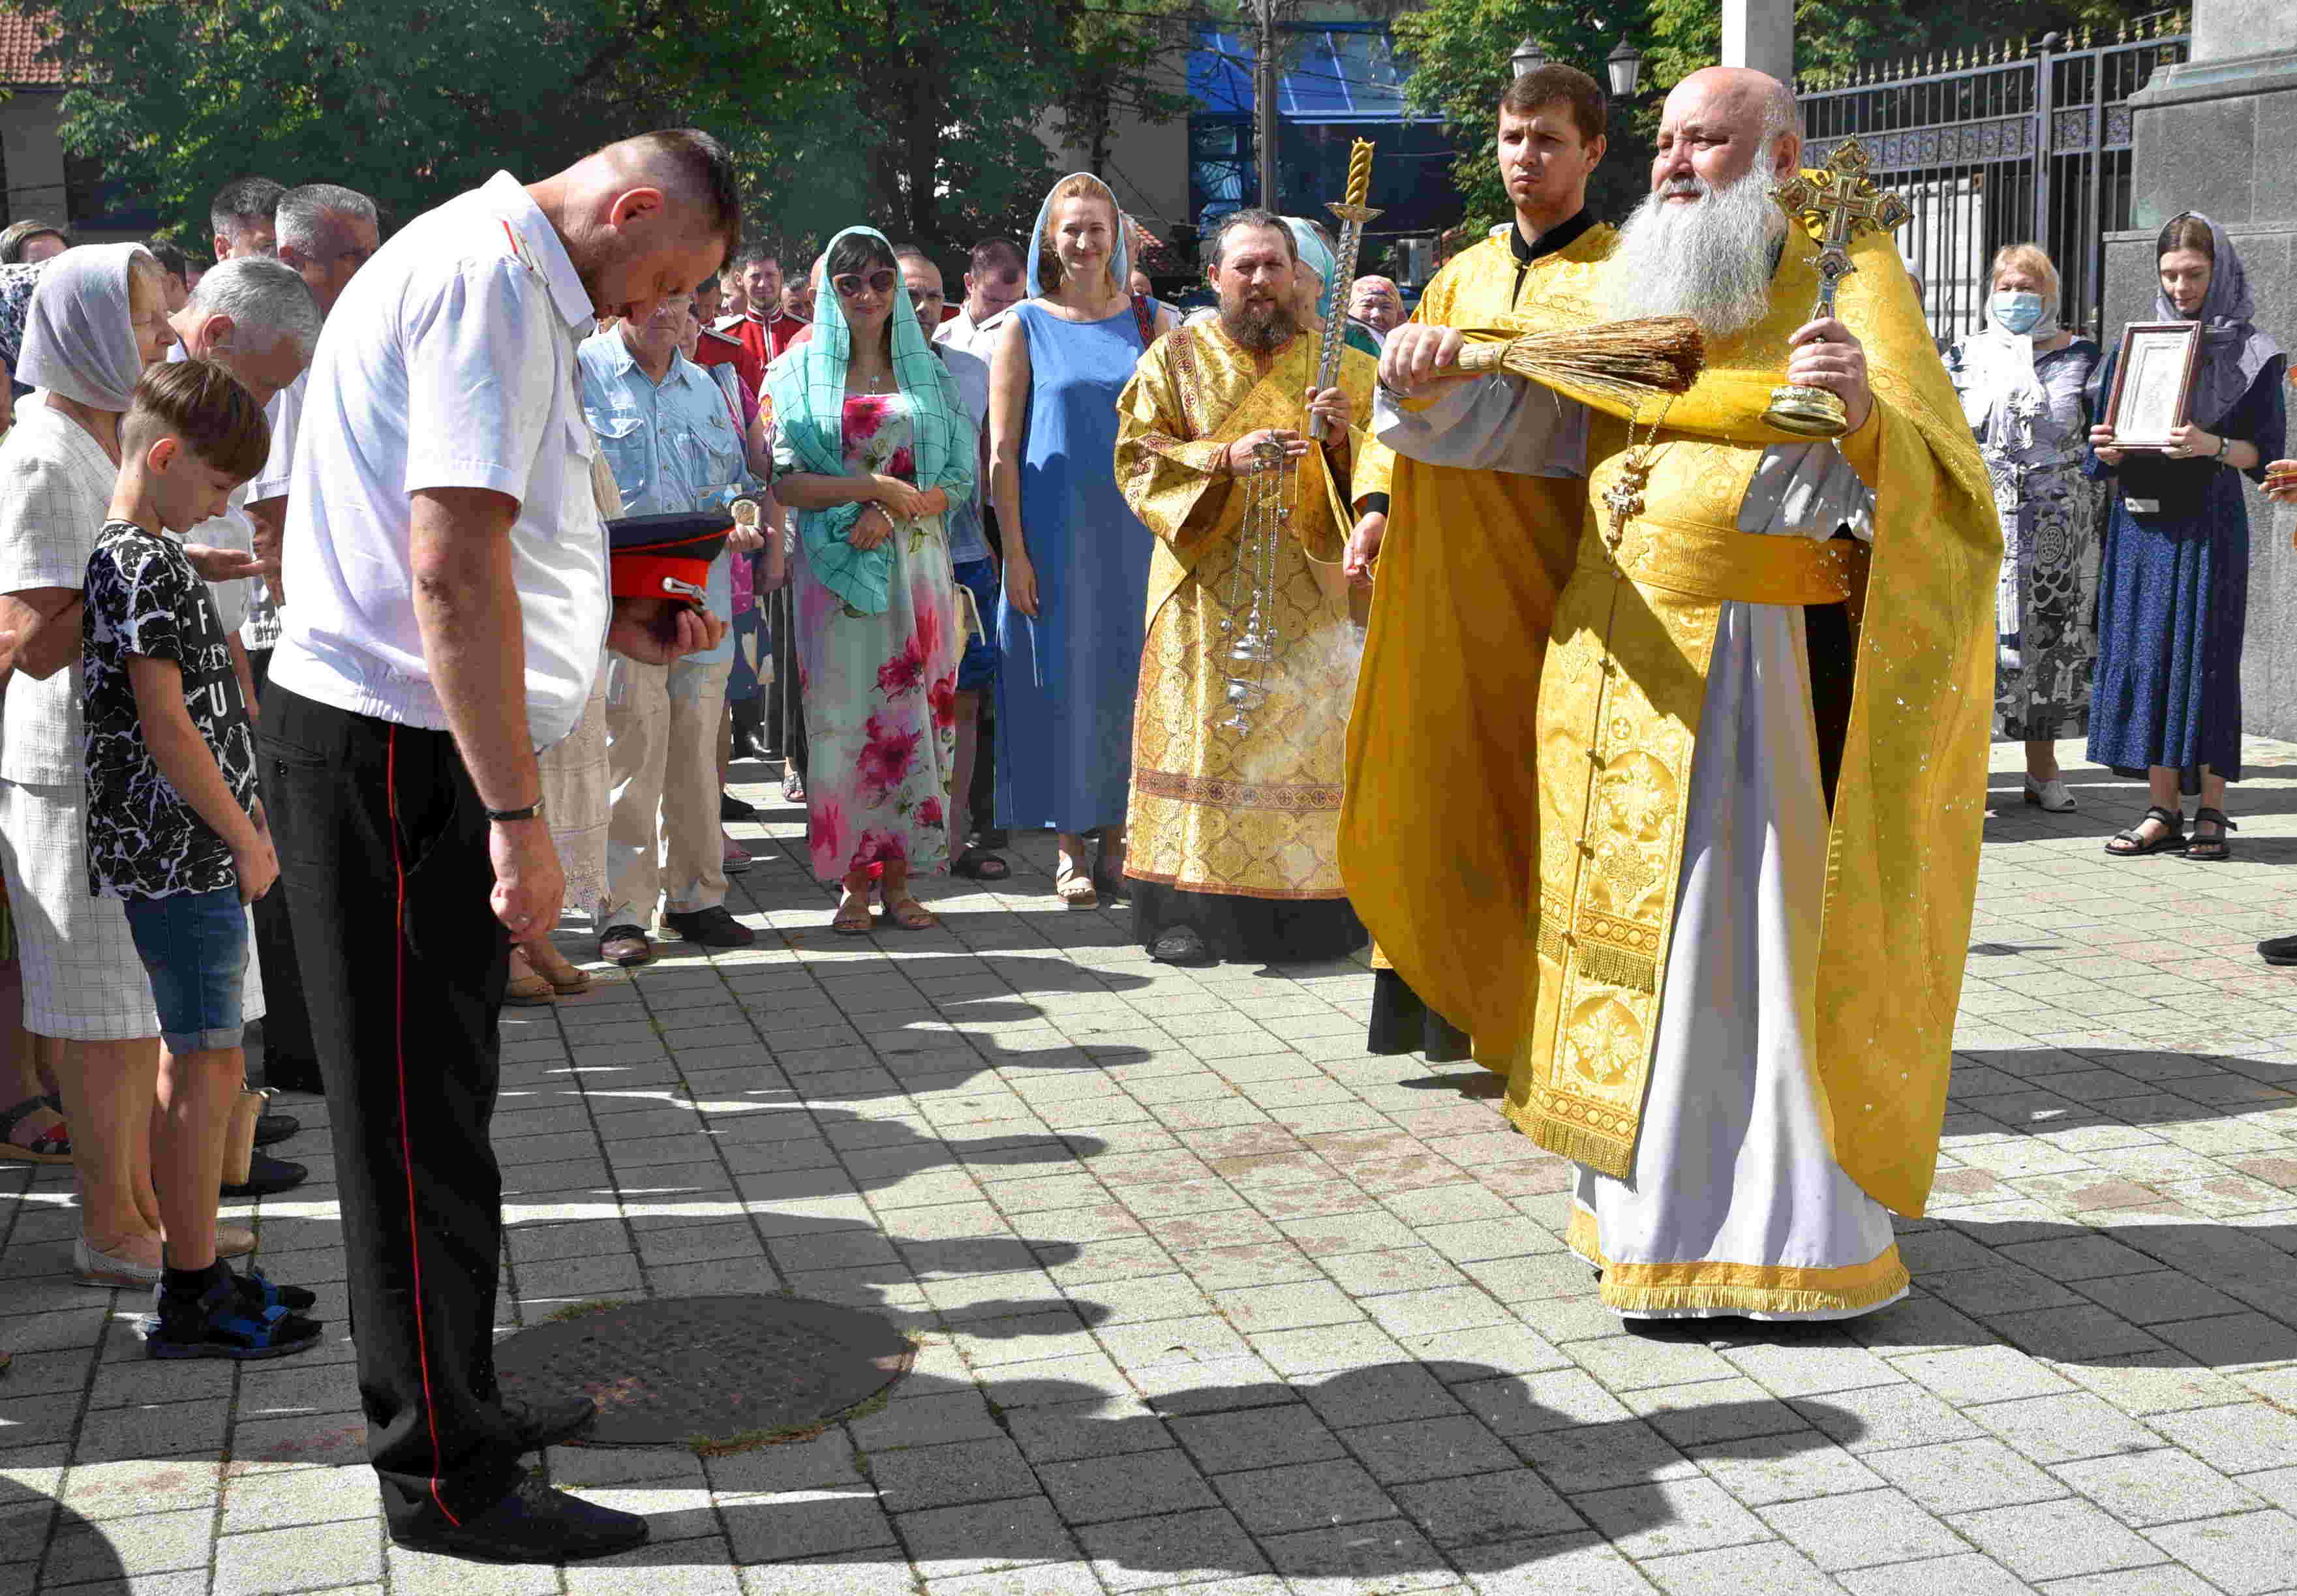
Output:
top-left (123, 885), bottom-right (248, 1053)
top-left (953, 557), bottom-right (1001, 693)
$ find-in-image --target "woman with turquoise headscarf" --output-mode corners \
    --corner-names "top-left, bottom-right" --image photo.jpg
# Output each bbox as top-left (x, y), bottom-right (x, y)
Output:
top-left (1285, 217), bottom-right (1379, 358)
top-left (771, 226), bottom-right (975, 933)
top-left (987, 172), bottom-right (1176, 908)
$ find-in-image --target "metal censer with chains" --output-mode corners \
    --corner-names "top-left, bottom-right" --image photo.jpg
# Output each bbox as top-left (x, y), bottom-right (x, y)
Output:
top-left (1215, 438), bottom-right (1295, 736)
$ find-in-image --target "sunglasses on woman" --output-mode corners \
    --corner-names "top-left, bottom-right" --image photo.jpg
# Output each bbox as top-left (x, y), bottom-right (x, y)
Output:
top-left (832, 269), bottom-right (898, 299)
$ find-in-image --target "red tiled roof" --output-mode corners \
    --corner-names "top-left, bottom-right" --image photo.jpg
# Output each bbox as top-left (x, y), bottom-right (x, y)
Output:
top-left (0, 12), bottom-right (62, 86)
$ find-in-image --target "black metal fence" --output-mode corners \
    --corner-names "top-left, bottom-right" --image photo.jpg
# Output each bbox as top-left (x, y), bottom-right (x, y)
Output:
top-left (1797, 10), bottom-right (2189, 344)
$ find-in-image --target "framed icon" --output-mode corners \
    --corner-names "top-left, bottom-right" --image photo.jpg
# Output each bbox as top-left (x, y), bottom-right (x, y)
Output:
top-left (2103, 322), bottom-right (2203, 451)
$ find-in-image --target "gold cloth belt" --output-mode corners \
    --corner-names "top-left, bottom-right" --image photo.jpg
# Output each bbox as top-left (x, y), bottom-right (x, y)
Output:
top-left (1582, 515), bottom-right (1855, 607)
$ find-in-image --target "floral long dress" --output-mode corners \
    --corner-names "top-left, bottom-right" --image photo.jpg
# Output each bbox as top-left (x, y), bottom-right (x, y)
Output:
top-left (1944, 337), bottom-right (2105, 740)
top-left (782, 393), bottom-right (962, 882)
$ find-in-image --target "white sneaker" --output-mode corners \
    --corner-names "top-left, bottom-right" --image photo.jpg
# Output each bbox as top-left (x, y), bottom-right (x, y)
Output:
top-left (2024, 775), bottom-right (2076, 813)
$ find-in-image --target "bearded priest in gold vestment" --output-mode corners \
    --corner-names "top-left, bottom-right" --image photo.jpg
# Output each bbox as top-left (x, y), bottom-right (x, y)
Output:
top-left (1339, 64), bottom-right (1617, 1069)
top-left (1378, 68), bottom-right (1998, 1320)
top-left (1112, 209), bottom-right (1377, 968)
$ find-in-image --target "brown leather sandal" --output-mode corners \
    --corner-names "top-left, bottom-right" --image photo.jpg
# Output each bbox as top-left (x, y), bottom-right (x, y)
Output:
top-left (885, 897), bottom-right (940, 931)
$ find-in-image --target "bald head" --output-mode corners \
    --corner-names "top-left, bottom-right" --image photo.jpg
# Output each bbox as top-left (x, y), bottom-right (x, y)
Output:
top-left (1652, 67), bottom-right (1801, 200)
top-left (534, 128), bottom-right (742, 323)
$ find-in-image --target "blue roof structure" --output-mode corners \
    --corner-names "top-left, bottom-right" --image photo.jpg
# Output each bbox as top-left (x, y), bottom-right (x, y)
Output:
top-left (1189, 22), bottom-right (1435, 125)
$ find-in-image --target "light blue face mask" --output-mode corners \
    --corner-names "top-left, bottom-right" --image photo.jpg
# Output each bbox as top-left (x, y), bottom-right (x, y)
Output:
top-left (1990, 290), bottom-right (2048, 336)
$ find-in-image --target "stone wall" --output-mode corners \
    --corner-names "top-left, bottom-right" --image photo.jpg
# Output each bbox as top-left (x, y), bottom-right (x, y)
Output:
top-left (2108, 0), bottom-right (2297, 739)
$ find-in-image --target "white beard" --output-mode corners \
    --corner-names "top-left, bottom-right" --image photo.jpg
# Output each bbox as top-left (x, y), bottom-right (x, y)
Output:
top-left (1602, 168), bottom-right (1787, 339)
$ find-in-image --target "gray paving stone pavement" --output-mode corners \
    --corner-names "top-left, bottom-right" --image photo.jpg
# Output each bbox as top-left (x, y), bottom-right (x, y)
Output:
top-left (10, 738), bottom-right (2297, 1592)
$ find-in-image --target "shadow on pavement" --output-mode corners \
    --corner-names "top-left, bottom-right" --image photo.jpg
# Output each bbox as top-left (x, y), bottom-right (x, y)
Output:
top-left (547, 1360), bottom-right (1872, 1580)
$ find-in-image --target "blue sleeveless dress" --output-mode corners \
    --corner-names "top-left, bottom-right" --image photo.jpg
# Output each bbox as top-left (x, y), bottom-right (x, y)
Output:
top-left (995, 301), bottom-right (1152, 833)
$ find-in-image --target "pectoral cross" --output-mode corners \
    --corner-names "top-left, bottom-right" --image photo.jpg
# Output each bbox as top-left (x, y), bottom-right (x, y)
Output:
top-left (1601, 469), bottom-right (1647, 552)
top-left (1773, 140), bottom-right (1913, 320)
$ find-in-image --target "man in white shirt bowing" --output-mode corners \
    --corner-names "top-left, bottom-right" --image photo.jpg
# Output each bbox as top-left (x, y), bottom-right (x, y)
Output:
top-left (258, 130), bottom-right (738, 1564)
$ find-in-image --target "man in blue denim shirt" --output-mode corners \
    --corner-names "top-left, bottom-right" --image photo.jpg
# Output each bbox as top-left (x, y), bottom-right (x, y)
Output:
top-left (579, 294), bottom-right (755, 964)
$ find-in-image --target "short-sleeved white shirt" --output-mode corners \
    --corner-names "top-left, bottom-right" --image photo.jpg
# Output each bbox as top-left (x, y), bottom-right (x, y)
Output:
top-left (193, 481), bottom-right (256, 636)
top-left (266, 172), bottom-right (608, 746)
top-left (0, 402), bottom-right (119, 784)
top-left (247, 370), bottom-right (302, 504)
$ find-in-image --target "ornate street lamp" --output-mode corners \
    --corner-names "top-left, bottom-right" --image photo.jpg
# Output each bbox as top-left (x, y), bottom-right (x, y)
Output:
top-left (1607, 37), bottom-right (1644, 97)
top-left (1511, 35), bottom-right (1547, 78)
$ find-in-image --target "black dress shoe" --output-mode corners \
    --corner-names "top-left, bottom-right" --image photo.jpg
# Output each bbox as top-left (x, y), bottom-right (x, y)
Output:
top-left (1150, 926), bottom-right (1217, 967)
top-left (2261, 935), bottom-right (2297, 967)
top-left (252, 1112), bottom-right (299, 1148)
top-left (222, 1152), bottom-right (307, 1199)
top-left (720, 790), bottom-right (758, 822)
top-left (389, 1472), bottom-right (648, 1564)
top-left (506, 1393), bottom-right (597, 1453)
top-left (659, 905), bottom-right (755, 948)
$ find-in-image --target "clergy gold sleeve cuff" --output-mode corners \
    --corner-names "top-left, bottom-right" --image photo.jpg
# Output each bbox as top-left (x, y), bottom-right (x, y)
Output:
top-left (1837, 400), bottom-right (1885, 489)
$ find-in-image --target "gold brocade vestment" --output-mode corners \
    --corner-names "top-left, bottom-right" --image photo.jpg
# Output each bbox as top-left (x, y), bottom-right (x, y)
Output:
top-left (1113, 323), bottom-right (1377, 901)
top-left (1506, 221), bottom-right (1999, 1227)
top-left (1338, 226), bottom-right (1616, 1068)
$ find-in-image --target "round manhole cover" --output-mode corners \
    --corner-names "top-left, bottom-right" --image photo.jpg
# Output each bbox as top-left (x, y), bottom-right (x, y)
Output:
top-left (494, 1295), bottom-right (913, 1449)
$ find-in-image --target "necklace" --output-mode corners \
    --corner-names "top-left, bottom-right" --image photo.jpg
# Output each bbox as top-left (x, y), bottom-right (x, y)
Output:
top-left (1600, 400), bottom-right (1674, 559)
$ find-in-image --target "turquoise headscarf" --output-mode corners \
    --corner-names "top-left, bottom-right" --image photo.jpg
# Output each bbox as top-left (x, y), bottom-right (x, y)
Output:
top-left (1285, 217), bottom-right (1338, 326)
top-left (1026, 173), bottom-right (1130, 299)
top-left (769, 226), bottom-right (974, 615)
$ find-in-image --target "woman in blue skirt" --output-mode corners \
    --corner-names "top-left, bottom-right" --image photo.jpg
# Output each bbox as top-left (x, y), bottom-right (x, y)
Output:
top-left (2088, 213), bottom-right (2285, 862)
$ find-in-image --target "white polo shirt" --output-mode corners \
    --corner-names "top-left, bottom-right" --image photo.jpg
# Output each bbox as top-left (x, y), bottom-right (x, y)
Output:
top-left (266, 171), bottom-right (608, 747)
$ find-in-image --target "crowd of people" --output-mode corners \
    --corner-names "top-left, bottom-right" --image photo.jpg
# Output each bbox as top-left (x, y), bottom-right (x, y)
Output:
top-left (0, 42), bottom-right (2291, 1572)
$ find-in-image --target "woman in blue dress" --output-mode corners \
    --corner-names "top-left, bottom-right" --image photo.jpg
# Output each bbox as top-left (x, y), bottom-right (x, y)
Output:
top-left (988, 173), bottom-right (1176, 907)
top-left (2088, 213), bottom-right (2285, 862)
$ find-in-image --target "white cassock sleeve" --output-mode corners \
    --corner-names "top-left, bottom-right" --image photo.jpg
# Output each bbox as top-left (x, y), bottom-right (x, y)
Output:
top-left (1371, 372), bottom-right (1589, 477)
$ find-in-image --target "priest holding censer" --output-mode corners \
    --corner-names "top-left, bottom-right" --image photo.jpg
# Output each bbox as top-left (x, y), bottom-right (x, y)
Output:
top-left (1111, 151), bottom-right (1380, 969)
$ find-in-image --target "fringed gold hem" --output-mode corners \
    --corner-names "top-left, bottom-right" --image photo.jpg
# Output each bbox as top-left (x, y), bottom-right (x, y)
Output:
top-left (1567, 1205), bottom-right (1910, 1317)
top-left (1503, 1097), bottom-right (1634, 1180)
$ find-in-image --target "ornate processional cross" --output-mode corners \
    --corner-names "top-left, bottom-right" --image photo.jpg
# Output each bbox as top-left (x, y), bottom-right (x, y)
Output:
top-left (1762, 137), bottom-right (1913, 436)
top-left (1772, 140), bottom-right (1913, 310)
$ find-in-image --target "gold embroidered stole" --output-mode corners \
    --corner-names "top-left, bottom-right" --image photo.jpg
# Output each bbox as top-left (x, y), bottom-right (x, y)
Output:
top-left (1504, 220), bottom-right (1998, 1218)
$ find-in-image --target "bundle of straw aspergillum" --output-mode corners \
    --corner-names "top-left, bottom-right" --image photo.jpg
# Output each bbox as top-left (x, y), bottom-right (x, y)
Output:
top-left (1453, 315), bottom-right (1707, 407)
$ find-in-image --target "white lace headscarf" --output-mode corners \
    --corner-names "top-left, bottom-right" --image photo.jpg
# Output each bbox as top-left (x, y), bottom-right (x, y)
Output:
top-left (17, 243), bottom-right (156, 411)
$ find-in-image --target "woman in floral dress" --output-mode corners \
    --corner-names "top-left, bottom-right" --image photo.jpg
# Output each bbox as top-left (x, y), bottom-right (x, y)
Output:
top-left (770, 228), bottom-right (974, 933)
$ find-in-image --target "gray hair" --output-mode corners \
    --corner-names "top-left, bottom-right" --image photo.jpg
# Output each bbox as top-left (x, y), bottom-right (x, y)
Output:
top-left (1760, 82), bottom-right (1799, 155)
top-left (277, 183), bottom-right (378, 254)
top-left (187, 257), bottom-right (322, 361)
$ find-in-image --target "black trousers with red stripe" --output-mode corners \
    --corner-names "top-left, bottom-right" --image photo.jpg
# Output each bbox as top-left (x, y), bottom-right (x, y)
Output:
top-left (260, 686), bottom-right (522, 1532)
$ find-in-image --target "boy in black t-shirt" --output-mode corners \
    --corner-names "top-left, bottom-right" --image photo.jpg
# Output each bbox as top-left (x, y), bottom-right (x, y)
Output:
top-left (82, 361), bottom-right (321, 1359)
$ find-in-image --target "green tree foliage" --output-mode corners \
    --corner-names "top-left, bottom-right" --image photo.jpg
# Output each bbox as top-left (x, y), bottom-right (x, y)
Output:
top-left (1399, 0), bottom-right (2183, 237)
top-left (16, 0), bottom-right (1196, 266)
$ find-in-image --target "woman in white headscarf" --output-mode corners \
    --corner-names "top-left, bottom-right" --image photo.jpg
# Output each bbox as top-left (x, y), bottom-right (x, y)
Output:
top-left (1945, 243), bottom-right (2104, 813)
top-left (0, 243), bottom-right (237, 1286)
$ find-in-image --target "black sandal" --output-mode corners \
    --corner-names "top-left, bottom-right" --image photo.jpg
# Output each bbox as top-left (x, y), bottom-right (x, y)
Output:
top-left (2187, 807), bottom-right (2238, 862)
top-left (2105, 805), bottom-right (2185, 857)
top-left (950, 847), bottom-right (1011, 881)
top-left (144, 1265), bottom-right (322, 1361)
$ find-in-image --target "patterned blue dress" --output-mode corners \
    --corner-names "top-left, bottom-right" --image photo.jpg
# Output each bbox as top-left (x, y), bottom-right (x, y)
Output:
top-left (994, 301), bottom-right (1153, 833)
top-left (2086, 352), bottom-right (2287, 789)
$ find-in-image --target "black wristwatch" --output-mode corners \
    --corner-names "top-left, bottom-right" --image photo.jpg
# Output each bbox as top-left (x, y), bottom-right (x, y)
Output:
top-left (485, 800), bottom-right (546, 824)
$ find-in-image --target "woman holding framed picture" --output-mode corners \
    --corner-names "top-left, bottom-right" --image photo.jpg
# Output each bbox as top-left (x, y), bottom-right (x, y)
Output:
top-left (2087, 213), bottom-right (2285, 860)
